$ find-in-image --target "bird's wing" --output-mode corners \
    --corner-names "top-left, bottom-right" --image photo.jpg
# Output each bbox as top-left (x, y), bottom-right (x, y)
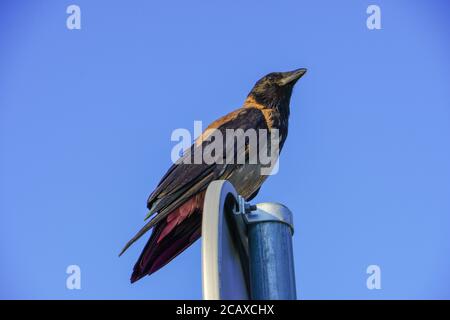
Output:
top-left (246, 187), bottom-right (261, 201)
top-left (146, 106), bottom-right (270, 213)
top-left (119, 107), bottom-right (269, 255)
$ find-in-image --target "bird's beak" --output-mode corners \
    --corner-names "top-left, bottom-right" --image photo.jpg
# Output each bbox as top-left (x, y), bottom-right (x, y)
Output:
top-left (278, 68), bottom-right (307, 86)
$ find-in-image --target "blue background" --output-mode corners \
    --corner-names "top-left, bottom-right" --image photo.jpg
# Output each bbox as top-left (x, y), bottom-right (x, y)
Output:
top-left (1, 0), bottom-right (449, 299)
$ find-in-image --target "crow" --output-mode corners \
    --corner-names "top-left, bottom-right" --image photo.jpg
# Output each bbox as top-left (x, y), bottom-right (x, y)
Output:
top-left (120, 68), bottom-right (307, 282)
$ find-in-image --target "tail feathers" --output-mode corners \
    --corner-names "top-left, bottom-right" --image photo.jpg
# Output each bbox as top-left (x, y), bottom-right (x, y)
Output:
top-left (130, 192), bottom-right (205, 283)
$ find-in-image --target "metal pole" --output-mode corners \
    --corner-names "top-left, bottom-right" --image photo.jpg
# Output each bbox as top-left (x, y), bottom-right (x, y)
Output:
top-left (244, 202), bottom-right (297, 300)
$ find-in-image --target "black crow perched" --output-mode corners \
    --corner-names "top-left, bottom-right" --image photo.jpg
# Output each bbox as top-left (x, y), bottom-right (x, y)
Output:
top-left (120, 68), bottom-right (307, 282)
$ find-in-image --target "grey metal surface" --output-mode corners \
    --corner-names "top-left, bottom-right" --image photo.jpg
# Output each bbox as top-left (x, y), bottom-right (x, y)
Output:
top-left (247, 204), bottom-right (297, 300)
top-left (202, 180), bottom-right (296, 300)
top-left (201, 180), bottom-right (250, 300)
top-left (245, 202), bottom-right (294, 234)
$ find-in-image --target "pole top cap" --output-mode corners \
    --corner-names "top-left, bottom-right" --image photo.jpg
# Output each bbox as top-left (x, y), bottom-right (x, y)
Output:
top-left (244, 202), bottom-right (294, 234)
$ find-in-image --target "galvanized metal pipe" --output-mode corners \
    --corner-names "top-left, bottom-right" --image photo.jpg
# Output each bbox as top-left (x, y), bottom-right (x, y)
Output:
top-left (246, 203), bottom-right (297, 300)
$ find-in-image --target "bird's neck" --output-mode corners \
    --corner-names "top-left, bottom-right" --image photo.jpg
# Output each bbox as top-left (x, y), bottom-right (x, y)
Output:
top-left (243, 95), bottom-right (290, 126)
top-left (243, 95), bottom-right (290, 149)
top-left (243, 95), bottom-right (267, 110)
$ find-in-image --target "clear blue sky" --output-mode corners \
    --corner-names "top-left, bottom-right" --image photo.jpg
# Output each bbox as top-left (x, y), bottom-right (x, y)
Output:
top-left (1, 0), bottom-right (449, 299)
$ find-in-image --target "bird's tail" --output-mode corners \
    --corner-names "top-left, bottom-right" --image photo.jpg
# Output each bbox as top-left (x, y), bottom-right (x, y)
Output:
top-left (130, 191), bottom-right (205, 283)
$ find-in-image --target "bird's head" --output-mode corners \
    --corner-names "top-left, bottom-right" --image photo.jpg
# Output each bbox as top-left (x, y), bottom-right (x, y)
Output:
top-left (245, 68), bottom-right (307, 111)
